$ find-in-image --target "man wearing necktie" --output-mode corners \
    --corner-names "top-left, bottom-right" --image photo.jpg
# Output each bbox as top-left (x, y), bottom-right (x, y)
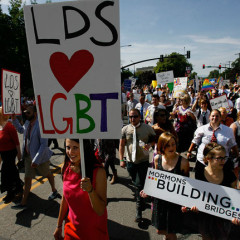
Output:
top-left (11, 105), bottom-right (59, 210)
top-left (135, 94), bottom-right (150, 123)
top-left (145, 94), bottom-right (166, 126)
top-left (119, 109), bottom-right (156, 222)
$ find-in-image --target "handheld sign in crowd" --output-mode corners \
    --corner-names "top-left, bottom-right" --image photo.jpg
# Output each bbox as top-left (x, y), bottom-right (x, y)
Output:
top-left (173, 77), bottom-right (187, 98)
top-left (1, 69), bottom-right (21, 115)
top-left (24, 0), bottom-right (121, 177)
top-left (210, 95), bottom-right (230, 112)
top-left (156, 70), bottom-right (174, 85)
top-left (143, 168), bottom-right (240, 221)
top-left (24, 0), bottom-right (121, 139)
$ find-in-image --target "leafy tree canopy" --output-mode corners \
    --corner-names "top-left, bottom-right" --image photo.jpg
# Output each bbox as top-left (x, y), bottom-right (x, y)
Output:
top-left (208, 69), bottom-right (220, 79)
top-left (154, 52), bottom-right (192, 78)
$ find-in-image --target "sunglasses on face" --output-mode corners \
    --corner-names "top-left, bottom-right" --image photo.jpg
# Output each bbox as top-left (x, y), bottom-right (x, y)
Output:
top-left (213, 157), bottom-right (227, 161)
top-left (129, 115), bottom-right (139, 119)
top-left (25, 111), bottom-right (32, 115)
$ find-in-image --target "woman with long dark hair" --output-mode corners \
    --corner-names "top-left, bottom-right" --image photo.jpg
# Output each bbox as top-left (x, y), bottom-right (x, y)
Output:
top-left (54, 139), bottom-right (108, 240)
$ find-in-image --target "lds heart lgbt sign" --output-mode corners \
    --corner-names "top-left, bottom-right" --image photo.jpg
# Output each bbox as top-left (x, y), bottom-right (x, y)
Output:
top-left (24, 0), bottom-right (121, 139)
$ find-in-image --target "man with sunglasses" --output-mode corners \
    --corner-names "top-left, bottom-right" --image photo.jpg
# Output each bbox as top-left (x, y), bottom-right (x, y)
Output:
top-left (119, 109), bottom-right (155, 222)
top-left (11, 105), bottom-right (59, 209)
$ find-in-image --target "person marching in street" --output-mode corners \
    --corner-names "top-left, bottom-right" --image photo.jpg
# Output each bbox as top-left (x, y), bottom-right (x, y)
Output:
top-left (145, 94), bottom-right (166, 126)
top-left (140, 132), bottom-right (189, 240)
top-left (54, 139), bottom-right (108, 240)
top-left (126, 93), bottom-right (138, 122)
top-left (11, 105), bottom-right (59, 209)
top-left (119, 108), bottom-right (156, 222)
top-left (187, 109), bottom-right (239, 179)
top-left (191, 97), bottom-right (210, 128)
top-left (135, 93), bottom-right (150, 123)
top-left (0, 107), bottom-right (23, 203)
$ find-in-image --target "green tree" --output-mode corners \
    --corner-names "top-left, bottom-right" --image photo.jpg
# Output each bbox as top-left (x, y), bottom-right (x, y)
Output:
top-left (0, 0), bottom-right (32, 94)
top-left (135, 70), bottom-right (155, 86)
top-left (208, 70), bottom-right (220, 79)
top-left (121, 69), bottom-right (133, 84)
top-left (154, 52), bottom-right (192, 77)
top-left (189, 72), bottom-right (197, 79)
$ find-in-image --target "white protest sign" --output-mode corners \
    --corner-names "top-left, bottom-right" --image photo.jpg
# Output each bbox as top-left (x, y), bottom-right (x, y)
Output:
top-left (143, 168), bottom-right (240, 221)
top-left (1, 69), bottom-right (21, 115)
top-left (173, 77), bottom-right (187, 98)
top-left (223, 79), bottom-right (230, 86)
top-left (156, 70), bottom-right (174, 85)
top-left (24, 0), bottom-right (121, 139)
top-left (195, 75), bottom-right (199, 91)
top-left (210, 95), bottom-right (230, 112)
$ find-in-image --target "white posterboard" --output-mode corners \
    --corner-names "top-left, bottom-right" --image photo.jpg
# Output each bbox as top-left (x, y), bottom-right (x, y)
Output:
top-left (24, 0), bottom-right (121, 139)
top-left (173, 77), bottom-right (188, 98)
top-left (210, 95), bottom-right (230, 112)
top-left (195, 75), bottom-right (199, 92)
top-left (223, 80), bottom-right (230, 86)
top-left (143, 168), bottom-right (240, 221)
top-left (1, 69), bottom-right (21, 115)
top-left (156, 70), bottom-right (174, 85)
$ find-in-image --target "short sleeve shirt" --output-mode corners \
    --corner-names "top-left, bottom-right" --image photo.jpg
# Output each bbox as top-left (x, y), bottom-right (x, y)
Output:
top-left (121, 123), bottom-right (156, 164)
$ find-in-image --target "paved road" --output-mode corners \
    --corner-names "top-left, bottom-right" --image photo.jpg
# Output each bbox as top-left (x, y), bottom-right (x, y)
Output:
top-left (0, 137), bottom-right (201, 240)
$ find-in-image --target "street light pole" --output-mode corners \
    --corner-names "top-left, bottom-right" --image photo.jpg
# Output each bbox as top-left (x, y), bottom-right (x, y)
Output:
top-left (121, 44), bottom-right (132, 48)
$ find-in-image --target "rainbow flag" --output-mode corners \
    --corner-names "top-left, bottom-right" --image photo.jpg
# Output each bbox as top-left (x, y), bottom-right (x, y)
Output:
top-left (202, 78), bottom-right (214, 91)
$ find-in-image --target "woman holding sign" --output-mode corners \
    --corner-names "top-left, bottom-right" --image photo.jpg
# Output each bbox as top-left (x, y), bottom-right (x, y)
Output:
top-left (54, 139), bottom-right (108, 240)
top-left (141, 132), bottom-right (189, 240)
top-left (183, 143), bottom-right (238, 239)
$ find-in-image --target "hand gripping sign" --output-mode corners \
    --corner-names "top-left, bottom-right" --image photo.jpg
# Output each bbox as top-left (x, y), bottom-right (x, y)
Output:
top-left (144, 168), bottom-right (240, 221)
top-left (24, 0), bottom-right (121, 176)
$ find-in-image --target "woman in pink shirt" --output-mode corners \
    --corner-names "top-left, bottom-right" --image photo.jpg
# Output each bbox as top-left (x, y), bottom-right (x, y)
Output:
top-left (54, 139), bottom-right (108, 240)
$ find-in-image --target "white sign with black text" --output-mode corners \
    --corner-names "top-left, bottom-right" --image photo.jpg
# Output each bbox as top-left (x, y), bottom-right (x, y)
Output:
top-left (156, 70), bottom-right (174, 85)
top-left (143, 168), bottom-right (240, 221)
top-left (1, 69), bottom-right (21, 115)
top-left (24, 0), bottom-right (121, 139)
top-left (210, 95), bottom-right (230, 112)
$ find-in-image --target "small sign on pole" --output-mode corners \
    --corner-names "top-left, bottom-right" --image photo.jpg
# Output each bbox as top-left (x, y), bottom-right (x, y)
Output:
top-left (1, 69), bottom-right (21, 115)
top-left (210, 95), bottom-right (230, 112)
top-left (156, 70), bottom-right (174, 85)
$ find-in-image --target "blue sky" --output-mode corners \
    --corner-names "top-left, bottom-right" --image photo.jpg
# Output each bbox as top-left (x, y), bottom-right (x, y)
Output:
top-left (1, 0), bottom-right (240, 77)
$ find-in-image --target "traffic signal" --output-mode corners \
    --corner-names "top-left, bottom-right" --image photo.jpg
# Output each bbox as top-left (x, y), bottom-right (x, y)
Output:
top-left (187, 51), bottom-right (190, 59)
top-left (160, 55), bottom-right (164, 62)
top-left (203, 64), bottom-right (205, 69)
top-left (219, 65), bottom-right (221, 69)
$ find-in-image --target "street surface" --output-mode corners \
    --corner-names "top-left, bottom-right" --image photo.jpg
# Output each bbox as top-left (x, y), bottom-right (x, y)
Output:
top-left (0, 136), bottom-right (201, 240)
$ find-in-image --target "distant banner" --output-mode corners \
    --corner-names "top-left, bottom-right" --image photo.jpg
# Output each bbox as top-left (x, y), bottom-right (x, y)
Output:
top-left (1, 69), bottom-right (21, 115)
top-left (173, 77), bottom-right (187, 98)
top-left (210, 94), bottom-right (230, 112)
top-left (124, 79), bottom-right (132, 91)
top-left (143, 168), bottom-right (240, 221)
top-left (156, 71), bottom-right (174, 85)
top-left (202, 78), bottom-right (214, 91)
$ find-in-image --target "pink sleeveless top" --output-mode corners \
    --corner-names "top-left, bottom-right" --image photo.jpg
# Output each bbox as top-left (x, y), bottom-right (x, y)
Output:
top-left (63, 164), bottom-right (108, 240)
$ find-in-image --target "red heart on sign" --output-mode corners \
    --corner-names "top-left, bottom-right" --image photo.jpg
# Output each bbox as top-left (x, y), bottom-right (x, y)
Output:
top-left (49, 50), bottom-right (94, 92)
